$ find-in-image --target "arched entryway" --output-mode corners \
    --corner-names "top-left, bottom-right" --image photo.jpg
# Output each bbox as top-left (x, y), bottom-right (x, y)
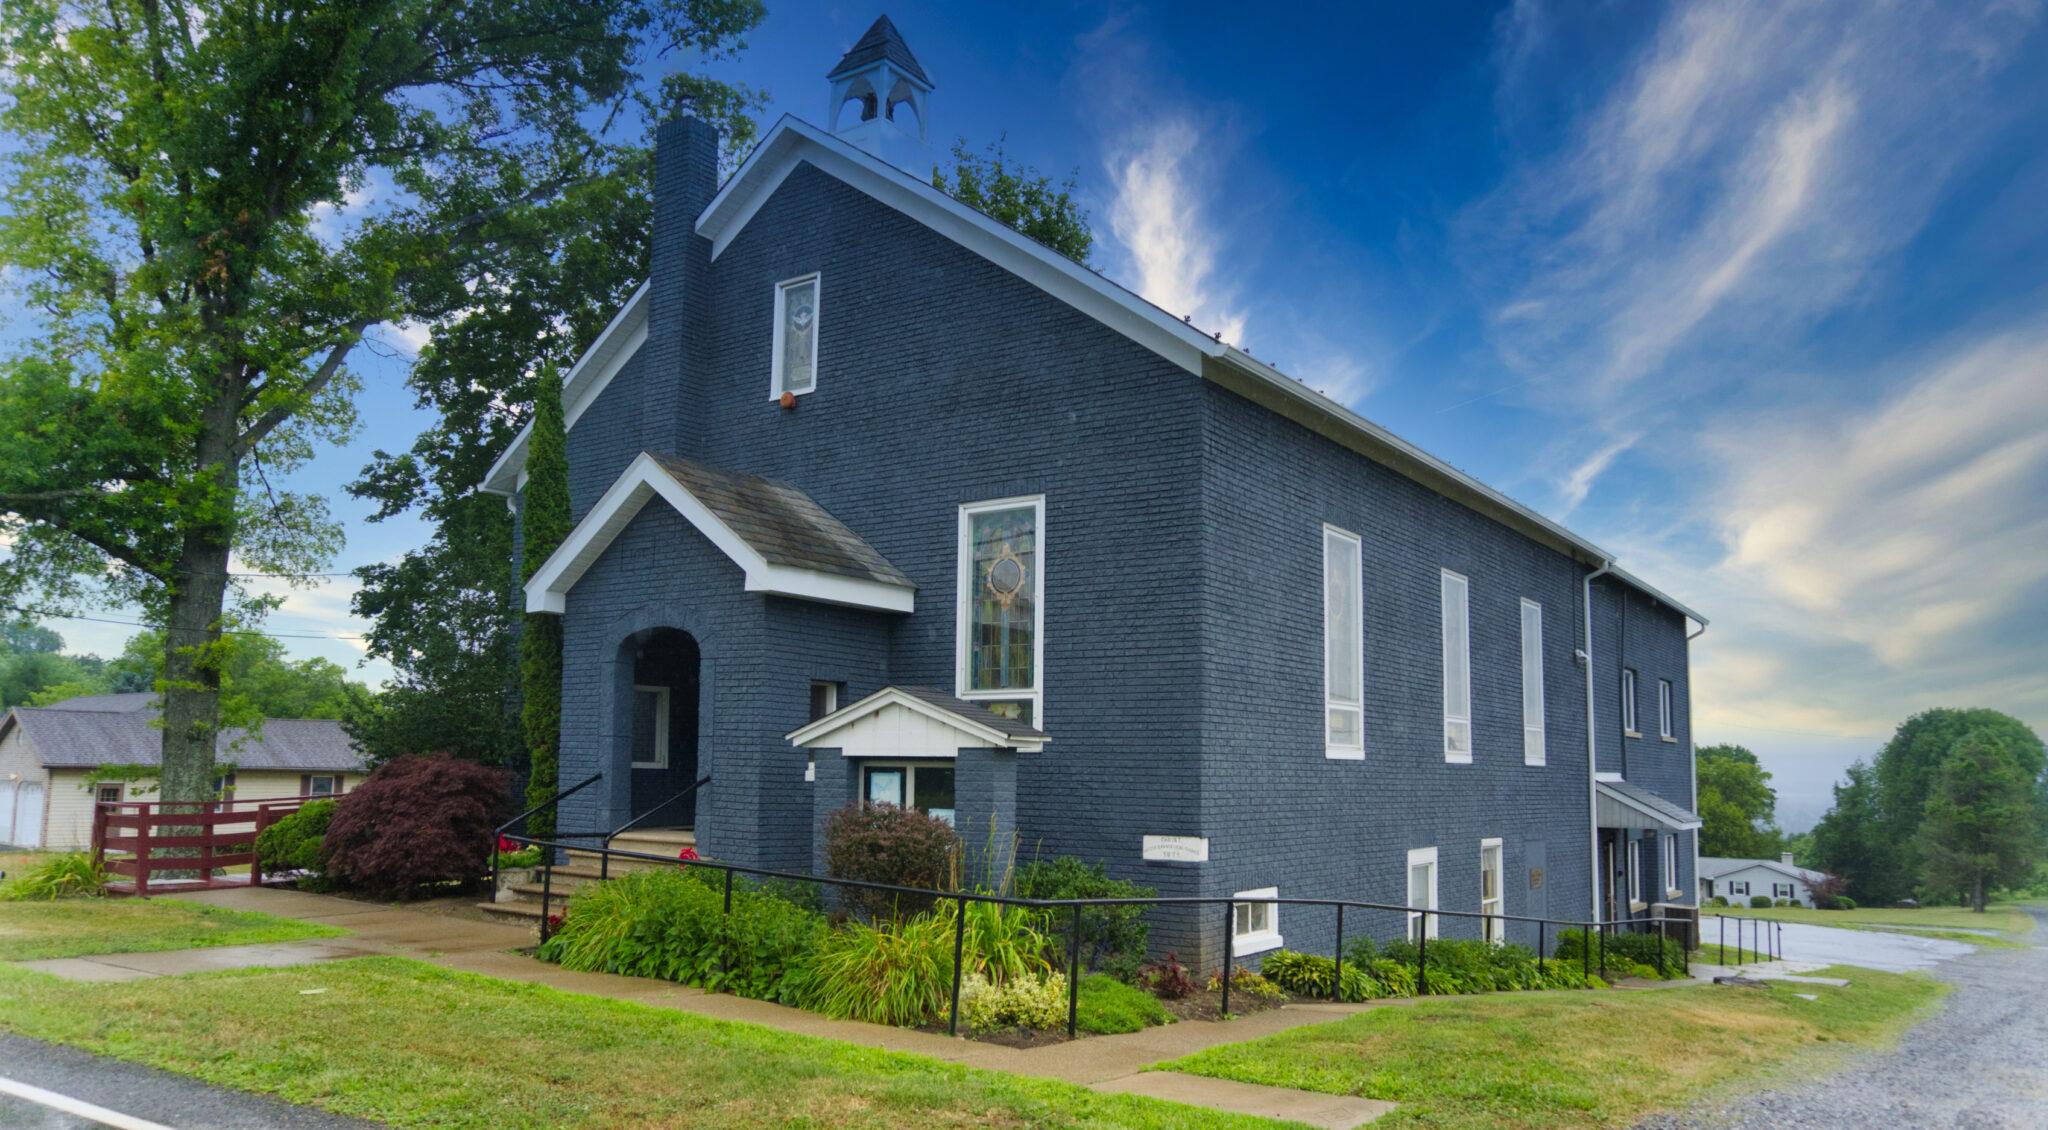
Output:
top-left (625, 628), bottom-right (701, 823)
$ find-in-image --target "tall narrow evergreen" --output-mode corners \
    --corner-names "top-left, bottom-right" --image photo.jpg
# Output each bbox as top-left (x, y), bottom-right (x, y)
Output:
top-left (519, 368), bottom-right (571, 838)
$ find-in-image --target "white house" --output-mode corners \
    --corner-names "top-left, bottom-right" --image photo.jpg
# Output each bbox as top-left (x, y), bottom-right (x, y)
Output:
top-left (0, 693), bottom-right (366, 850)
top-left (1698, 854), bottom-right (1833, 908)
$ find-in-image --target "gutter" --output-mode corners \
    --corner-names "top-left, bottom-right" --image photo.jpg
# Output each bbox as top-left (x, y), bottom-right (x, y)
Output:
top-left (1583, 558), bottom-right (1613, 924)
top-left (1686, 618), bottom-right (1707, 906)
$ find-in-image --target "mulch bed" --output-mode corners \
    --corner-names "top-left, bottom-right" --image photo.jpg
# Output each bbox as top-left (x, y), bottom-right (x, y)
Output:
top-left (1160, 985), bottom-right (1288, 1022)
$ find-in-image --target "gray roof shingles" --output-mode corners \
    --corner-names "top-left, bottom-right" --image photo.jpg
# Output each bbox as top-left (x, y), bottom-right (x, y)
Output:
top-left (651, 454), bottom-right (914, 590)
top-left (890, 686), bottom-right (1044, 741)
top-left (5, 698), bottom-right (366, 773)
top-left (1598, 778), bottom-right (1702, 827)
top-left (826, 14), bottom-right (931, 86)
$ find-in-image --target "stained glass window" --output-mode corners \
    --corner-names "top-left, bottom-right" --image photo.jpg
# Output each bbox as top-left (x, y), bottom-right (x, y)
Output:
top-left (775, 275), bottom-right (818, 395)
top-left (967, 505), bottom-right (1037, 694)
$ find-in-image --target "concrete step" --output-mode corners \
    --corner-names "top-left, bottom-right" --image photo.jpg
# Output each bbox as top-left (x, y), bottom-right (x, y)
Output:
top-left (476, 900), bottom-right (545, 923)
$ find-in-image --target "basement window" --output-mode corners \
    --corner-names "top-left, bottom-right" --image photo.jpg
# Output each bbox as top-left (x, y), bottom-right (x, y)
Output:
top-left (1232, 887), bottom-right (1283, 955)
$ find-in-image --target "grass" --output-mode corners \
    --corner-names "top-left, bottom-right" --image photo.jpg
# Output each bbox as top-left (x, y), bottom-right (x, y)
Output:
top-left (1076, 972), bottom-right (1172, 1034)
top-left (0, 897), bottom-right (346, 961)
top-left (1161, 965), bottom-right (1946, 1129)
top-left (0, 956), bottom-right (1285, 1130)
top-left (1707, 902), bottom-right (2034, 946)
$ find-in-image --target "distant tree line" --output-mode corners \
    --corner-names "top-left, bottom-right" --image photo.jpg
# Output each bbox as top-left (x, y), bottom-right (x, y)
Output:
top-left (1, 623), bottom-right (368, 724)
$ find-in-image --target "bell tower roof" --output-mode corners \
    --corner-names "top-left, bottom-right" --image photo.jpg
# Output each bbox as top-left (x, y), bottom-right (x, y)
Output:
top-left (827, 14), bottom-right (931, 87)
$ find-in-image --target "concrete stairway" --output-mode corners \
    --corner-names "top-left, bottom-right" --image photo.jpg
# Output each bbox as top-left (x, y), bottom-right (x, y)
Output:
top-left (478, 827), bottom-right (696, 924)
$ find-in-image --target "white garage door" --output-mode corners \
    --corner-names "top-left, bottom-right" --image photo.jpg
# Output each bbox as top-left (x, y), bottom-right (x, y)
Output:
top-left (0, 780), bottom-right (14, 844)
top-left (0, 781), bottom-right (43, 849)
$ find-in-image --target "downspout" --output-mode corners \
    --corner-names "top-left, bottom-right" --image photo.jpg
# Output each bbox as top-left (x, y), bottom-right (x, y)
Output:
top-left (1583, 558), bottom-right (1613, 924)
top-left (1686, 619), bottom-right (1707, 905)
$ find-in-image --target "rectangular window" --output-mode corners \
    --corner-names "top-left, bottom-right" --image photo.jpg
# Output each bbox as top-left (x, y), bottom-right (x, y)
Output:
top-left (1658, 679), bottom-right (1674, 740)
top-left (1729, 880), bottom-right (1749, 897)
top-left (957, 497), bottom-right (1044, 725)
top-left (1324, 526), bottom-right (1364, 759)
top-left (95, 783), bottom-right (122, 806)
top-left (1626, 839), bottom-right (1642, 905)
top-left (1775, 882), bottom-right (1793, 900)
top-left (1480, 839), bottom-right (1505, 944)
top-left (213, 773), bottom-right (237, 803)
top-left (861, 763), bottom-right (956, 826)
top-left (1232, 886), bottom-right (1283, 955)
top-left (770, 274), bottom-right (820, 397)
top-left (808, 681), bottom-right (839, 722)
top-left (1621, 668), bottom-right (1639, 735)
top-left (632, 684), bottom-right (671, 768)
top-left (1664, 834), bottom-right (1678, 896)
top-left (1520, 599), bottom-right (1545, 766)
top-left (1440, 570), bottom-right (1471, 763)
top-left (1406, 847), bottom-right (1440, 941)
top-left (305, 775), bottom-right (338, 798)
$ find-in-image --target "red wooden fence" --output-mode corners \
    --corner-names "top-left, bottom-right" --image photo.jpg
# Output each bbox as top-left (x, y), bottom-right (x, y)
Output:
top-left (91, 795), bottom-right (320, 896)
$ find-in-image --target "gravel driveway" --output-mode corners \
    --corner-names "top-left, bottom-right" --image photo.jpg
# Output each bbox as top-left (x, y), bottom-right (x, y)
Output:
top-left (1651, 905), bottom-right (2048, 1129)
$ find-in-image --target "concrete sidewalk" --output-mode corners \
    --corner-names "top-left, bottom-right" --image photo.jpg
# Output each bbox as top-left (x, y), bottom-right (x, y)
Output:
top-left (149, 886), bottom-right (1393, 1127)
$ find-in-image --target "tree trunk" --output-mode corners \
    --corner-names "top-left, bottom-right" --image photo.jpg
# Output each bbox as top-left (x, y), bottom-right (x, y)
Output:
top-left (157, 397), bottom-right (243, 806)
top-left (1972, 873), bottom-right (1986, 913)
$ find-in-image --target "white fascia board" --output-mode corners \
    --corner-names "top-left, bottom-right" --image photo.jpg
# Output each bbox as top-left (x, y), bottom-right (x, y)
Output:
top-left (697, 117), bottom-right (1224, 376)
top-left (523, 453), bottom-right (915, 616)
top-left (480, 286), bottom-right (651, 497)
top-left (785, 685), bottom-right (1034, 751)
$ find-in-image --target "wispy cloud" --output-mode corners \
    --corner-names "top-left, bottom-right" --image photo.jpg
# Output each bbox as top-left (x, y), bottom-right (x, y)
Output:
top-left (1104, 118), bottom-right (1248, 347)
top-left (1558, 433), bottom-right (1637, 514)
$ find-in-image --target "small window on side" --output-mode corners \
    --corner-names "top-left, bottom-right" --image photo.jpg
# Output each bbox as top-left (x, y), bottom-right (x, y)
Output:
top-left (1440, 570), bottom-right (1472, 763)
top-left (1323, 526), bottom-right (1364, 759)
top-left (95, 783), bottom-right (123, 806)
top-left (1658, 679), bottom-right (1674, 740)
top-left (809, 681), bottom-right (840, 722)
top-left (771, 274), bottom-right (820, 398)
top-left (1621, 668), bottom-right (1639, 735)
top-left (1232, 886), bottom-right (1283, 954)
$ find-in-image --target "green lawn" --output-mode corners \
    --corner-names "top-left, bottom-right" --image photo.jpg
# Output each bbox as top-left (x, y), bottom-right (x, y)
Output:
top-left (0, 956), bottom-right (1286, 1130)
top-left (0, 898), bottom-right (346, 961)
top-left (1708, 902), bottom-right (2033, 946)
top-left (1161, 966), bottom-right (1945, 1129)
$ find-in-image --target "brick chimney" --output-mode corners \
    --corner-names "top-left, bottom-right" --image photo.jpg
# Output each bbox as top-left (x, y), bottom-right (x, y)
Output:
top-left (643, 116), bottom-right (719, 456)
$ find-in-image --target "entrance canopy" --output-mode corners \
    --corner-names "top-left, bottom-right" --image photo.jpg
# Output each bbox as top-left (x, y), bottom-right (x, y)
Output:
top-left (1596, 778), bottom-right (1702, 832)
top-left (786, 686), bottom-right (1046, 757)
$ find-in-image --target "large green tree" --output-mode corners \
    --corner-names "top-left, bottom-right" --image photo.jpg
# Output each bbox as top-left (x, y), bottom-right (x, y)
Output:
top-left (1810, 760), bottom-right (1890, 903)
top-left (1695, 743), bottom-right (1785, 858)
top-left (934, 139), bottom-right (1093, 264)
top-left (0, 0), bottom-right (766, 804)
top-left (1916, 730), bottom-right (2041, 911)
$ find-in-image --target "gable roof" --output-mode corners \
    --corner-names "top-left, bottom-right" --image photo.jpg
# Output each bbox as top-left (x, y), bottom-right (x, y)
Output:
top-left (1, 698), bottom-right (365, 773)
top-left (524, 451), bottom-right (916, 615)
top-left (488, 114), bottom-right (1705, 628)
top-left (480, 283), bottom-right (650, 497)
top-left (786, 685), bottom-right (1046, 753)
top-left (1698, 856), bottom-right (1831, 885)
top-left (828, 15), bottom-right (931, 86)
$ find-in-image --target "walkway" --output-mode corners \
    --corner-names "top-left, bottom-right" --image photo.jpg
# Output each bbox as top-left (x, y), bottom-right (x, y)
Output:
top-left (150, 888), bottom-right (1397, 1127)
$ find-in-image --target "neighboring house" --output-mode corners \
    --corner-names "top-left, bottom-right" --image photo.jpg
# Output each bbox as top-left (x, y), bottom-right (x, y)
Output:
top-left (1699, 854), bottom-right (1832, 908)
top-left (0, 692), bottom-right (365, 850)
top-left (485, 17), bottom-right (1707, 964)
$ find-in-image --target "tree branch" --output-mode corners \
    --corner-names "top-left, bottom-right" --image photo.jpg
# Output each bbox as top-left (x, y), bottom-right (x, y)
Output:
top-left (231, 325), bottom-right (370, 458)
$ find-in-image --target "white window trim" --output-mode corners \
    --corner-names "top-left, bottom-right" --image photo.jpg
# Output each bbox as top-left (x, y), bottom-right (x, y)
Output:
top-left (305, 775), bottom-right (339, 797)
top-left (1230, 886), bottom-right (1284, 955)
top-left (1441, 569), bottom-right (1472, 764)
top-left (1323, 524), bottom-right (1364, 760)
top-left (1480, 838), bottom-right (1505, 944)
top-left (769, 272), bottom-right (821, 399)
top-left (1729, 879), bottom-right (1750, 897)
top-left (1621, 668), bottom-right (1640, 736)
top-left (1626, 839), bottom-right (1643, 907)
top-left (1663, 833), bottom-right (1679, 897)
top-left (1658, 678), bottom-right (1675, 741)
top-left (631, 684), bottom-right (671, 769)
top-left (1406, 846), bottom-right (1440, 940)
top-left (955, 495), bottom-right (1047, 723)
top-left (1520, 598), bottom-right (1545, 767)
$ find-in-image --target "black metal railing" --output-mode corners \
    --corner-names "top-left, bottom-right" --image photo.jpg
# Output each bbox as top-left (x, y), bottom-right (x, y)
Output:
top-left (491, 772), bottom-right (603, 893)
top-left (1710, 913), bottom-right (1785, 965)
top-left (597, 775), bottom-right (711, 880)
top-left (503, 831), bottom-right (1767, 1040)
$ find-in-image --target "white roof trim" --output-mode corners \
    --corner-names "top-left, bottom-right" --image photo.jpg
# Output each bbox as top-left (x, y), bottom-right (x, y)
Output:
top-left (481, 285), bottom-right (652, 496)
top-left (1595, 781), bottom-right (1704, 831)
top-left (785, 686), bottom-right (1044, 753)
top-left (523, 452), bottom-right (916, 615)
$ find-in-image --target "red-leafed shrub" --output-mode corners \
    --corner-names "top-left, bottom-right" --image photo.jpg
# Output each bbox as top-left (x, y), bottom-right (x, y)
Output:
top-left (323, 754), bottom-right (514, 898)
top-left (822, 802), bottom-right (958, 921)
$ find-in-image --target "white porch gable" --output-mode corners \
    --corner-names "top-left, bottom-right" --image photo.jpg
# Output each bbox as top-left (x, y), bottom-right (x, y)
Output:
top-left (786, 686), bottom-right (1046, 757)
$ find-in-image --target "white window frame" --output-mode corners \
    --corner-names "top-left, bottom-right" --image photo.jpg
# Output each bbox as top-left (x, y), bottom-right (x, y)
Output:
top-left (1440, 569), bottom-right (1472, 764)
top-left (1621, 668), bottom-right (1640, 736)
top-left (95, 783), bottom-right (123, 805)
top-left (1626, 839), bottom-right (1642, 906)
top-left (769, 273), bottom-right (821, 399)
top-left (1774, 882), bottom-right (1794, 901)
top-left (1406, 846), bottom-right (1440, 941)
top-left (1323, 525), bottom-right (1364, 760)
top-left (1480, 838), bottom-right (1505, 944)
top-left (631, 684), bottom-right (671, 769)
top-left (1231, 886), bottom-right (1283, 955)
top-left (1658, 678), bottom-right (1674, 740)
top-left (955, 495), bottom-right (1047, 724)
top-left (860, 760), bottom-right (957, 826)
top-left (1520, 598), bottom-right (1545, 766)
top-left (1729, 879), bottom-right (1750, 897)
top-left (305, 774), bottom-right (339, 797)
top-left (1663, 833), bottom-right (1679, 897)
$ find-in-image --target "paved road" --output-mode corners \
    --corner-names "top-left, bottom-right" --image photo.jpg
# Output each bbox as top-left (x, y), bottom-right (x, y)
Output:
top-left (1653, 907), bottom-right (2048, 1129)
top-left (1702, 915), bottom-right (1979, 972)
top-left (0, 1035), bottom-right (376, 1129)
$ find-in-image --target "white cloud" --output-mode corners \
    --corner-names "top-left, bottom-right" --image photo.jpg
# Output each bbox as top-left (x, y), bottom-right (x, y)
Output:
top-left (1102, 118), bottom-right (1249, 347)
top-left (310, 180), bottom-right (377, 244)
top-left (1558, 433), bottom-right (1637, 514)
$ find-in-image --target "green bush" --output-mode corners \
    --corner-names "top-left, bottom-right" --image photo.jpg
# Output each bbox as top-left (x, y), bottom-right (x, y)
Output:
top-left (255, 799), bottom-right (336, 876)
top-left (1749, 895), bottom-right (1773, 908)
top-left (955, 897), bottom-right (1053, 983)
top-left (1836, 895), bottom-right (1857, 910)
top-left (1208, 965), bottom-right (1285, 1004)
top-left (1707, 895), bottom-right (1729, 907)
top-left (1260, 949), bottom-right (1394, 1002)
top-left (1775, 898), bottom-right (1793, 908)
top-left (1553, 928), bottom-right (1686, 979)
top-left (822, 802), bottom-right (958, 921)
top-left (805, 912), bottom-right (957, 1027)
top-left (1075, 973), bottom-right (1171, 1033)
top-left (0, 853), bottom-right (106, 900)
top-left (961, 971), bottom-right (1066, 1032)
top-left (1014, 855), bottom-right (1155, 981)
top-left (539, 867), bottom-right (825, 1005)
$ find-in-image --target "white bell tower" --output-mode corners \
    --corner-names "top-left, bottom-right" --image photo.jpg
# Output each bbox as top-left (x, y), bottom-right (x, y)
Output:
top-left (826, 15), bottom-right (933, 172)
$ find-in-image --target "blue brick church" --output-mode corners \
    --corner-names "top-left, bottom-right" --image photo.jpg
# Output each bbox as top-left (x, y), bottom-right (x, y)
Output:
top-left (486, 16), bottom-right (1705, 964)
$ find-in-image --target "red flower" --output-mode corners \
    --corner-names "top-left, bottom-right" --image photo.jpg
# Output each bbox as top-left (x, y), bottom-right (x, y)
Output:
top-left (545, 913), bottom-right (565, 931)
top-left (676, 846), bottom-right (700, 863)
top-left (497, 836), bottom-right (519, 853)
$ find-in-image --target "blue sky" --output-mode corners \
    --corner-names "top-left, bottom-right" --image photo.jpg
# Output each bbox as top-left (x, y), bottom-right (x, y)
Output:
top-left (31, 1), bottom-right (2048, 828)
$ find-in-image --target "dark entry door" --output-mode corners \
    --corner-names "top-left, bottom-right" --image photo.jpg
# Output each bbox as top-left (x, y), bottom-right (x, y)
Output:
top-left (629, 629), bottom-right (699, 822)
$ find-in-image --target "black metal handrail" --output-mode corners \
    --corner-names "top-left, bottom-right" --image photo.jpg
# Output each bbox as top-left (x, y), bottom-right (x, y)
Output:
top-left (1709, 912), bottom-right (1784, 965)
top-left (506, 831), bottom-right (1757, 1040)
top-left (491, 772), bottom-right (602, 892)
top-left (596, 774), bottom-right (711, 880)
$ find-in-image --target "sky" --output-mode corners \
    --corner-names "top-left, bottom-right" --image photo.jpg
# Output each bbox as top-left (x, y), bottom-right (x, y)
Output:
top-left (19, 1), bottom-right (2048, 830)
